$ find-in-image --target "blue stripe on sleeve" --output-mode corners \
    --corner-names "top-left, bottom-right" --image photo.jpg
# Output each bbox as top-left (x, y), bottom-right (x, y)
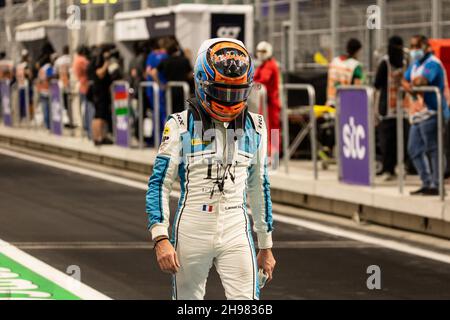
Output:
top-left (263, 161), bottom-right (273, 232)
top-left (146, 155), bottom-right (170, 229)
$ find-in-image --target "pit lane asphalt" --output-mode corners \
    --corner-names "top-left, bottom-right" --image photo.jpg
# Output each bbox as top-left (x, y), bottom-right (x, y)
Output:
top-left (1, 153), bottom-right (450, 299)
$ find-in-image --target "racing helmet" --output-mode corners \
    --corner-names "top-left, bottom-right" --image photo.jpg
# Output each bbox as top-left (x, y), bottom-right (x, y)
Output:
top-left (194, 38), bottom-right (254, 122)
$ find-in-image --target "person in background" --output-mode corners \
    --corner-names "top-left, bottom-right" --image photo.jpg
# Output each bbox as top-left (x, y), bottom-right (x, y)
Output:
top-left (16, 49), bottom-right (33, 120)
top-left (129, 42), bottom-right (147, 97)
top-left (156, 38), bottom-right (193, 114)
top-left (326, 38), bottom-right (364, 107)
top-left (374, 35), bottom-right (407, 181)
top-left (54, 45), bottom-right (73, 128)
top-left (0, 51), bottom-right (14, 81)
top-left (254, 41), bottom-right (281, 156)
top-left (37, 53), bottom-right (57, 130)
top-left (73, 45), bottom-right (94, 139)
top-left (402, 35), bottom-right (449, 195)
top-left (35, 41), bottom-right (55, 78)
top-left (88, 45), bottom-right (113, 146)
top-left (145, 37), bottom-right (169, 145)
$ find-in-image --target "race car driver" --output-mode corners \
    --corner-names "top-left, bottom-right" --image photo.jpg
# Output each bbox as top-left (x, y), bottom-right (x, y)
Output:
top-left (146, 38), bottom-right (276, 300)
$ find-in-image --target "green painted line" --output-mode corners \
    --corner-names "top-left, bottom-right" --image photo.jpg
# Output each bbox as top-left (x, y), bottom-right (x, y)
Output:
top-left (0, 253), bottom-right (80, 300)
top-left (115, 107), bottom-right (129, 116)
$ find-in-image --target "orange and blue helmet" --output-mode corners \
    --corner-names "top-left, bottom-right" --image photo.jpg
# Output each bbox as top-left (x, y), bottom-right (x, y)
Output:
top-left (194, 38), bottom-right (254, 122)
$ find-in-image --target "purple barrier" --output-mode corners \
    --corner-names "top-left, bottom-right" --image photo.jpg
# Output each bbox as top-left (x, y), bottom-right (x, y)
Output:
top-left (0, 81), bottom-right (12, 127)
top-left (112, 82), bottom-right (131, 148)
top-left (50, 81), bottom-right (63, 136)
top-left (337, 86), bottom-right (375, 186)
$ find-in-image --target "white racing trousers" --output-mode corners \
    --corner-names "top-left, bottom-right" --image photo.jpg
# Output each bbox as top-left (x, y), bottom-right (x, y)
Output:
top-left (172, 207), bottom-right (260, 300)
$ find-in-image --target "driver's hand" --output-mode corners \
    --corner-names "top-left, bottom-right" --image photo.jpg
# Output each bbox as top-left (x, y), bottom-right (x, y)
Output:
top-left (257, 249), bottom-right (276, 283)
top-left (155, 238), bottom-right (180, 274)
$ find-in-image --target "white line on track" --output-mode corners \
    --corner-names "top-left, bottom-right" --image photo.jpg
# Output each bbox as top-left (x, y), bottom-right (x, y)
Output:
top-left (2, 147), bottom-right (450, 267)
top-left (10, 240), bottom-right (376, 250)
top-left (0, 239), bottom-right (111, 300)
top-left (274, 214), bottom-right (450, 264)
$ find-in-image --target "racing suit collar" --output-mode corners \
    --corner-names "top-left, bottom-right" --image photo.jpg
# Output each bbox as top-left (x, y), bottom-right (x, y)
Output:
top-left (187, 97), bottom-right (248, 135)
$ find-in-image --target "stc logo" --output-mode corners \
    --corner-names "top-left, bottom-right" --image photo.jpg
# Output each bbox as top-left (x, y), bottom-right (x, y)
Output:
top-left (216, 26), bottom-right (241, 39)
top-left (342, 117), bottom-right (366, 160)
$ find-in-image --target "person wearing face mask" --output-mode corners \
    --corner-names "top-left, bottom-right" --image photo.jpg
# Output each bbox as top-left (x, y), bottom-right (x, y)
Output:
top-left (254, 41), bottom-right (281, 156)
top-left (402, 35), bottom-right (450, 195)
top-left (374, 36), bottom-right (408, 181)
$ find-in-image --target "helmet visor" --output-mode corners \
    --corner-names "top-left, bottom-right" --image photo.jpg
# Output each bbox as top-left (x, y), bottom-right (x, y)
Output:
top-left (202, 81), bottom-right (253, 103)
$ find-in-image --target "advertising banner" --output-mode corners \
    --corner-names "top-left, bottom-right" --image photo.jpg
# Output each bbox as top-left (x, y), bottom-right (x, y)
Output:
top-left (210, 13), bottom-right (245, 43)
top-left (146, 13), bottom-right (176, 38)
top-left (338, 88), bottom-right (372, 186)
top-left (113, 83), bottom-right (131, 147)
top-left (0, 81), bottom-right (12, 127)
top-left (50, 81), bottom-right (63, 136)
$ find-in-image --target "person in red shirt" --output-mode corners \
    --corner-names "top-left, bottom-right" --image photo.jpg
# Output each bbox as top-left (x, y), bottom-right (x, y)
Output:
top-left (254, 41), bottom-right (281, 155)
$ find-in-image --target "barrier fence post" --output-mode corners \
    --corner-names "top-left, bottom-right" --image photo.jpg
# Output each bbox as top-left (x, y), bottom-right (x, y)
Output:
top-left (49, 80), bottom-right (63, 136)
top-left (17, 80), bottom-right (31, 126)
top-left (437, 87), bottom-right (444, 201)
top-left (396, 89), bottom-right (405, 195)
top-left (0, 80), bottom-right (13, 127)
top-left (24, 80), bottom-right (30, 127)
top-left (138, 83), bottom-right (144, 149)
top-left (79, 92), bottom-right (85, 139)
top-left (32, 79), bottom-right (39, 130)
top-left (111, 81), bottom-right (132, 147)
top-left (336, 86), bottom-right (375, 186)
top-left (153, 82), bottom-right (161, 147)
top-left (11, 82), bottom-right (18, 125)
top-left (166, 81), bottom-right (191, 116)
top-left (138, 82), bottom-right (163, 149)
top-left (256, 83), bottom-right (269, 123)
top-left (67, 89), bottom-right (75, 136)
top-left (281, 84), bottom-right (289, 173)
top-left (281, 83), bottom-right (317, 179)
top-left (398, 86), bottom-right (445, 200)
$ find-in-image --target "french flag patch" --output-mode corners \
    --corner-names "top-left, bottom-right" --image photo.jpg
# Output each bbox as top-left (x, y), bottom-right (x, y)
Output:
top-left (202, 205), bottom-right (214, 213)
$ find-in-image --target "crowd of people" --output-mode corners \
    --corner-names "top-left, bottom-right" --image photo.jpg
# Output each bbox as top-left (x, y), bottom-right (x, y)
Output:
top-left (326, 35), bottom-right (450, 196)
top-left (0, 37), bottom-right (282, 150)
top-left (2, 33), bottom-right (450, 196)
top-left (0, 36), bottom-right (195, 147)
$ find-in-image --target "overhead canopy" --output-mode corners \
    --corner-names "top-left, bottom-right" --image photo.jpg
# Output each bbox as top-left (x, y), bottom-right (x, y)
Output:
top-left (15, 20), bottom-right (69, 61)
top-left (15, 20), bottom-right (67, 42)
top-left (81, 21), bottom-right (114, 46)
top-left (114, 3), bottom-right (253, 52)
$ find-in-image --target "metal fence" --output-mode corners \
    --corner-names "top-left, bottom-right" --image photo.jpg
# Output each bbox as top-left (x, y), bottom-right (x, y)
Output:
top-left (2, 77), bottom-right (447, 200)
top-left (3, 0), bottom-right (450, 68)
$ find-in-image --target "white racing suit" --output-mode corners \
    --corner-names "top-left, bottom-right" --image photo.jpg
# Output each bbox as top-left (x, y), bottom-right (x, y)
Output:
top-left (146, 102), bottom-right (273, 300)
